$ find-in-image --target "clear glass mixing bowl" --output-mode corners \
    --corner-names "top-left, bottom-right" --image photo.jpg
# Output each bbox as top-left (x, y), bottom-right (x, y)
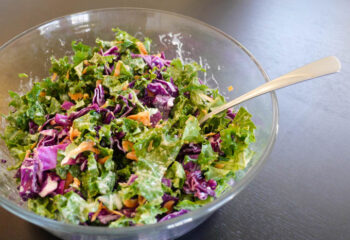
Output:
top-left (0, 8), bottom-right (278, 240)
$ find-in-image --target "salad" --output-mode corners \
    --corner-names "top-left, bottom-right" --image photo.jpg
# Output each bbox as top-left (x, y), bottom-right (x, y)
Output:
top-left (2, 28), bottom-right (256, 227)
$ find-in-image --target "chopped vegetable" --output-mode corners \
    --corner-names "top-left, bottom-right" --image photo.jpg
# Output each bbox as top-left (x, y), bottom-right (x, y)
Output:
top-left (2, 28), bottom-right (255, 227)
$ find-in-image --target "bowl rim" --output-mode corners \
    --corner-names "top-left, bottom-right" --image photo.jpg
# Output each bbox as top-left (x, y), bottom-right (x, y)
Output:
top-left (0, 7), bottom-right (279, 235)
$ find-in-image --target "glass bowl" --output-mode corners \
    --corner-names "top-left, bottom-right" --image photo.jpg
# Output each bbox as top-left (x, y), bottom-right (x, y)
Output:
top-left (0, 8), bottom-right (278, 240)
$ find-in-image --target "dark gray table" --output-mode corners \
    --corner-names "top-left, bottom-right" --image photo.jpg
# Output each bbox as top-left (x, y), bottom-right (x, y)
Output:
top-left (1, 0), bottom-right (350, 239)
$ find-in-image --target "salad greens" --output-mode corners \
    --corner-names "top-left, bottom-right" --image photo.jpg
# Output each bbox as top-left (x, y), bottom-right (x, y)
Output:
top-left (2, 28), bottom-right (256, 227)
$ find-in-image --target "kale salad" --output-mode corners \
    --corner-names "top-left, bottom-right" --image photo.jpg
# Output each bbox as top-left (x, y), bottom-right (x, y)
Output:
top-left (1, 28), bottom-right (256, 227)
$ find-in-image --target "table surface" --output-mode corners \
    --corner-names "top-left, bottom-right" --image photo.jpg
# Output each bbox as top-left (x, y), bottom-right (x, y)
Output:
top-left (1, 0), bottom-right (350, 239)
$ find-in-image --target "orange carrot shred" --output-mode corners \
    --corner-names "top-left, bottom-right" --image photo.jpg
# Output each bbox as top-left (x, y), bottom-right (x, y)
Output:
top-left (215, 163), bottom-right (225, 169)
top-left (98, 156), bottom-right (110, 164)
top-left (73, 177), bottom-right (81, 188)
top-left (228, 85), bottom-right (234, 92)
top-left (64, 172), bottom-right (73, 189)
top-left (164, 200), bottom-right (175, 213)
top-left (24, 150), bottom-right (31, 159)
top-left (96, 79), bottom-right (102, 87)
top-left (126, 151), bottom-right (137, 161)
top-left (51, 73), bottom-right (57, 81)
top-left (68, 92), bottom-right (84, 101)
top-left (91, 202), bottom-right (103, 222)
top-left (69, 127), bottom-right (81, 142)
top-left (136, 42), bottom-right (148, 55)
top-left (127, 111), bottom-right (151, 126)
top-left (123, 199), bottom-right (138, 208)
top-left (122, 141), bottom-right (134, 152)
top-left (113, 61), bottom-right (122, 76)
top-left (39, 91), bottom-right (46, 97)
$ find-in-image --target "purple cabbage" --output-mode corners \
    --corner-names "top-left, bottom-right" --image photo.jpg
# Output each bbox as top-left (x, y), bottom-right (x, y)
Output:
top-left (118, 95), bottom-right (135, 118)
top-left (101, 46), bottom-right (119, 56)
top-left (161, 178), bottom-right (172, 188)
top-left (158, 209), bottom-right (189, 222)
top-left (56, 180), bottom-right (66, 195)
top-left (35, 143), bottom-right (69, 171)
top-left (125, 174), bottom-right (138, 185)
top-left (143, 79), bottom-right (178, 119)
top-left (19, 158), bottom-right (40, 200)
top-left (153, 79), bottom-right (178, 97)
top-left (176, 143), bottom-right (202, 162)
top-left (37, 129), bottom-right (58, 147)
top-left (131, 53), bottom-right (171, 70)
top-left (208, 133), bottom-right (223, 154)
top-left (28, 121), bottom-right (38, 134)
top-left (39, 115), bottom-right (55, 131)
top-left (1, 159), bottom-right (6, 164)
top-left (152, 95), bottom-right (174, 119)
top-left (61, 101), bottom-right (75, 110)
top-left (147, 83), bottom-right (169, 96)
top-left (161, 194), bottom-right (179, 207)
top-left (93, 84), bottom-right (105, 107)
top-left (54, 114), bottom-right (72, 127)
top-left (38, 172), bottom-right (60, 197)
top-left (96, 209), bottom-right (121, 224)
top-left (68, 104), bottom-right (99, 121)
top-left (121, 208), bottom-right (136, 218)
top-left (150, 111), bottom-right (162, 127)
top-left (226, 109), bottom-right (236, 121)
top-left (112, 131), bottom-right (126, 152)
top-left (183, 162), bottom-right (217, 200)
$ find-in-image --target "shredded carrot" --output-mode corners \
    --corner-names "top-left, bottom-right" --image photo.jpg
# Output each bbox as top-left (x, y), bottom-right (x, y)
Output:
top-left (136, 42), bottom-right (148, 55)
top-left (39, 91), bottom-right (46, 97)
top-left (69, 127), bottom-right (81, 142)
top-left (51, 72), bottom-right (57, 81)
top-left (228, 85), bottom-right (234, 92)
top-left (97, 156), bottom-right (110, 164)
top-left (64, 172), bottom-right (73, 189)
top-left (204, 132), bottom-right (216, 137)
top-left (126, 151), bottom-right (138, 161)
top-left (113, 61), bottom-right (122, 76)
top-left (127, 111), bottom-right (151, 126)
top-left (134, 90), bottom-right (140, 94)
top-left (83, 60), bottom-right (89, 66)
top-left (96, 79), bottom-right (102, 87)
top-left (147, 140), bottom-right (153, 152)
top-left (24, 150), bottom-right (31, 159)
top-left (123, 199), bottom-right (138, 208)
top-left (134, 75), bottom-right (140, 80)
top-left (122, 84), bottom-right (128, 91)
top-left (73, 177), bottom-right (81, 188)
top-left (68, 92), bottom-right (84, 101)
top-left (164, 200), bottom-right (175, 213)
top-left (66, 70), bottom-right (70, 80)
top-left (61, 141), bottom-right (99, 165)
top-left (122, 141), bottom-right (134, 152)
top-left (50, 120), bottom-right (56, 125)
top-left (138, 195), bottom-right (146, 205)
top-left (30, 142), bottom-right (37, 150)
top-left (215, 163), bottom-right (225, 169)
top-left (83, 93), bottom-right (89, 99)
top-left (91, 202), bottom-right (103, 222)
top-left (82, 67), bottom-right (88, 75)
